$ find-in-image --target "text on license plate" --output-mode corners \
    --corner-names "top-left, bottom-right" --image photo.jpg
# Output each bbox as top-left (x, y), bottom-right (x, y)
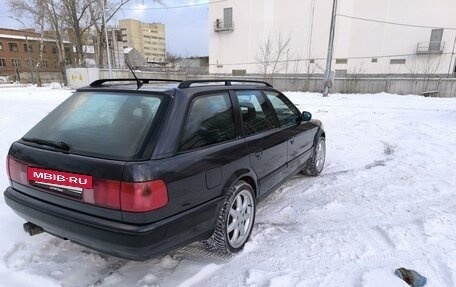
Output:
top-left (27, 167), bottom-right (93, 189)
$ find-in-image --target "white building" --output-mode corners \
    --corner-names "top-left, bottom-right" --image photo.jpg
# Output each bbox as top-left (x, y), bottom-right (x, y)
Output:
top-left (209, 0), bottom-right (456, 77)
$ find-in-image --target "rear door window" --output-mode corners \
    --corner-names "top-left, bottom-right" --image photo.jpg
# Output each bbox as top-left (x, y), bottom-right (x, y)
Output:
top-left (236, 90), bottom-right (278, 136)
top-left (179, 92), bottom-right (235, 151)
top-left (23, 92), bottom-right (167, 160)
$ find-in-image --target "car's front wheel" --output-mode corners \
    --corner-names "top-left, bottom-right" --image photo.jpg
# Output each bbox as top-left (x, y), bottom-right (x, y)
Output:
top-left (204, 180), bottom-right (256, 253)
top-left (304, 136), bottom-right (326, 176)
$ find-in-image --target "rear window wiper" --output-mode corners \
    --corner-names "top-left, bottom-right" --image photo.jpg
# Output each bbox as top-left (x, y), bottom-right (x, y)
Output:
top-left (22, 137), bottom-right (70, 151)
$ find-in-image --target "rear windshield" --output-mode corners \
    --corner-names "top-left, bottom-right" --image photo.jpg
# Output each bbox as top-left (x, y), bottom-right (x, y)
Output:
top-left (23, 91), bottom-right (168, 160)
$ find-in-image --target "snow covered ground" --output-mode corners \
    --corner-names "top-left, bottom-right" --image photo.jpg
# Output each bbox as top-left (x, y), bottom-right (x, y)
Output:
top-left (0, 86), bottom-right (455, 287)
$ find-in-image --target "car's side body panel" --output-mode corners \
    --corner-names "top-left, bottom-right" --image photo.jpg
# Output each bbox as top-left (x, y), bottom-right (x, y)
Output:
top-left (121, 138), bottom-right (250, 224)
top-left (245, 129), bottom-right (288, 196)
top-left (285, 121), bottom-right (319, 174)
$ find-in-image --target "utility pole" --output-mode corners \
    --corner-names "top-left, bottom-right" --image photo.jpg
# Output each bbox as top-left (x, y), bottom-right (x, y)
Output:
top-left (447, 33), bottom-right (456, 77)
top-left (323, 0), bottom-right (338, 97)
top-left (102, 0), bottom-right (113, 77)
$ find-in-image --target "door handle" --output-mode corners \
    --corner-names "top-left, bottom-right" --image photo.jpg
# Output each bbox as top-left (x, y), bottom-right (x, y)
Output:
top-left (289, 136), bottom-right (295, 144)
top-left (255, 150), bottom-right (263, 159)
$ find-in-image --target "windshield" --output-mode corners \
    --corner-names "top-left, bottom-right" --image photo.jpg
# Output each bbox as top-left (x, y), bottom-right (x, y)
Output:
top-left (23, 91), bottom-right (168, 160)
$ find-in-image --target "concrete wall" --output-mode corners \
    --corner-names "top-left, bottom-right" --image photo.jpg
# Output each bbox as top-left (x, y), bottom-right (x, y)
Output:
top-left (242, 76), bottom-right (456, 97)
top-left (65, 68), bottom-right (456, 97)
top-left (18, 71), bottom-right (63, 84)
top-left (66, 68), bottom-right (188, 89)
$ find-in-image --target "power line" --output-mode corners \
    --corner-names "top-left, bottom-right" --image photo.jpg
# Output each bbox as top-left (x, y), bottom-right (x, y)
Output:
top-left (337, 14), bottom-right (456, 30)
top-left (122, 0), bottom-right (230, 10)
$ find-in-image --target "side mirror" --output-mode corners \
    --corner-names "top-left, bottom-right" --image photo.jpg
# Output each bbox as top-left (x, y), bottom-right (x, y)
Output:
top-left (302, 111), bottom-right (312, 121)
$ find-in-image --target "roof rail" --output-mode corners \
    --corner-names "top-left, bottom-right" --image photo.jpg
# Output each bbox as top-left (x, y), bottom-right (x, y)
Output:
top-left (177, 79), bottom-right (273, 89)
top-left (89, 79), bottom-right (182, 88)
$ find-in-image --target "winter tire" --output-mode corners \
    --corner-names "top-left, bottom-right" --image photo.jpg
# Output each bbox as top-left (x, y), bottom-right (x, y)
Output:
top-left (304, 136), bottom-right (326, 176)
top-left (204, 180), bottom-right (256, 254)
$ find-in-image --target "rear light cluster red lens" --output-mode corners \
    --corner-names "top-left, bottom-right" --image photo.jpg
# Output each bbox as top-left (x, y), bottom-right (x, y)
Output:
top-left (8, 156), bottom-right (28, 184)
top-left (7, 156), bottom-right (168, 212)
top-left (120, 180), bottom-right (168, 212)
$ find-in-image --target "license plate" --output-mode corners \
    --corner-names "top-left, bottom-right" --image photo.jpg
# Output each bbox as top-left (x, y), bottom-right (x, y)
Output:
top-left (27, 167), bottom-right (93, 189)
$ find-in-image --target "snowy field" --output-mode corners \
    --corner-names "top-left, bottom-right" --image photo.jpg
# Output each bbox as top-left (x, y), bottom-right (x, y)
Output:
top-left (0, 86), bottom-right (455, 287)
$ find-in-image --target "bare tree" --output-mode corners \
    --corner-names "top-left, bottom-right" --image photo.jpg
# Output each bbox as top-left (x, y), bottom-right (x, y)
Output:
top-left (270, 32), bottom-right (291, 75)
top-left (420, 55), bottom-right (442, 78)
top-left (8, 0), bottom-right (46, 86)
top-left (64, 0), bottom-right (97, 66)
top-left (44, 0), bottom-right (68, 84)
top-left (255, 32), bottom-right (291, 80)
top-left (419, 54), bottom-right (442, 92)
top-left (255, 36), bottom-right (273, 79)
top-left (10, 0), bottom-right (70, 84)
top-left (344, 63), bottom-right (365, 93)
top-left (10, 0), bottom-right (165, 83)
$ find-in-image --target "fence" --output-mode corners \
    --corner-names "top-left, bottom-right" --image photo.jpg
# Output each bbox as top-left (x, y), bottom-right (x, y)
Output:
top-left (65, 68), bottom-right (456, 97)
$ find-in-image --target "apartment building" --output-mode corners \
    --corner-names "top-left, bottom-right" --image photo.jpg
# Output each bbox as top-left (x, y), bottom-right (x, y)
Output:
top-left (209, 0), bottom-right (456, 76)
top-left (0, 28), bottom-right (65, 81)
top-left (119, 19), bottom-right (166, 63)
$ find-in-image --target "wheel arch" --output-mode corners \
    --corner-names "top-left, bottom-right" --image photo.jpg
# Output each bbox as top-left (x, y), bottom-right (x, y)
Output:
top-left (223, 169), bottom-right (258, 198)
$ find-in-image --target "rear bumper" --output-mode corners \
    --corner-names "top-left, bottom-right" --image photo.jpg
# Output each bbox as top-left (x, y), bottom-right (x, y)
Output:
top-left (4, 187), bottom-right (221, 260)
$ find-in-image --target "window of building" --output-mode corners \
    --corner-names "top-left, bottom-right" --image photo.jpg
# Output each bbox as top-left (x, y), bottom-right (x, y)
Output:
top-left (390, 59), bottom-right (406, 65)
top-left (26, 59), bottom-right (35, 68)
top-left (265, 91), bottom-right (301, 126)
top-left (0, 58), bottom-right (6, 67)
top-left (42, 46), bottom-right (47, 53)
top-left (335, 58), bottom-right (348, 64)
top-left (52, 46), bottom-right (57, 54)
top-left (41, 60), bottom-right (48, 68)
top-left (310, 59), bottom-right (315, 64)
top-left (236, 90), bottom-right (277, 136)
top-left (23, 43), bottom-right (33, 53)
top-left (9, 43), bottom-right (18, 52)
top-left (232, 69), bottom-right (246, 76)
top-left (179, 93), bottom-right (235, 151)
top-left (0, 42), bottom-right (3, 50)
top-left (335, 69), bottom-right (347, 77)
top-left (371, 58), bottom-right (378, 63)
top-left (224, 7), bottom-right (233, 28)
top-left (11, 58), bottom-right (20, 67)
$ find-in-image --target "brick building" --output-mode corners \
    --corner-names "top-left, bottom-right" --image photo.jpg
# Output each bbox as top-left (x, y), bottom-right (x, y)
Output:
top-left (0, 28), bottom-right (66, 82)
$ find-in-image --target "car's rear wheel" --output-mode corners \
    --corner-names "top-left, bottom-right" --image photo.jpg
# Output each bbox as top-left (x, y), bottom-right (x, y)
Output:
top-left (204, 180), bottom-right (256, 253)
top-left (304, 136), bottom-right (326, 176)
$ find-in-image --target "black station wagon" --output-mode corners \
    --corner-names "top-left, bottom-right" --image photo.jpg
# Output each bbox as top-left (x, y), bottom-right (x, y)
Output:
top-left (4, 79), bottom-right (325, 260)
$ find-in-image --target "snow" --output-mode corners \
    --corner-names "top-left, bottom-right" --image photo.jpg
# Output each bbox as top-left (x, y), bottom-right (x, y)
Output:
top-left (0, 86), bottom-right (455, 287)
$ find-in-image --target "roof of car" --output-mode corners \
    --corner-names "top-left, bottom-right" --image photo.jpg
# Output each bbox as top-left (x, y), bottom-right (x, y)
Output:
top-left (77, 79), bottom-right (274, 95)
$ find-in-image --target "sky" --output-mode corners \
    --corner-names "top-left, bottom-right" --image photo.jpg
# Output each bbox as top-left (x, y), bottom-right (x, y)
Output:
top-left (0, 0), bottom-right (209, 56)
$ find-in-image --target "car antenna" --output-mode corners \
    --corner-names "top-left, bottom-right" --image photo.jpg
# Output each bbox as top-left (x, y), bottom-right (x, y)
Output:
top-left (125, 59), bottom-right (143, 90)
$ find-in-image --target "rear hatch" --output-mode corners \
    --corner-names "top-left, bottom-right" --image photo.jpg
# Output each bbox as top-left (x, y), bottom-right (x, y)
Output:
top-left (7, 90), bottom-right (170, 221)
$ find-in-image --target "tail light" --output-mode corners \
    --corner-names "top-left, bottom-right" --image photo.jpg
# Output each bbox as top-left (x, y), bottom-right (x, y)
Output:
top-left (7, 156), bottom-right (168, 212)
top-left (8, 156), bottom-right (28, 184)
top-left (6, 156), bottom-right (10, 179)
top-left (90, 179), bottom-right (168, 212)
top-left (120, 180), bottom-right (168, 212)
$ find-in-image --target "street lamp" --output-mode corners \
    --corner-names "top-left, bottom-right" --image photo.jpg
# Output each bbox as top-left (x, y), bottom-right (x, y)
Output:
top-left (9, 16), bottom-right (36, 84)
